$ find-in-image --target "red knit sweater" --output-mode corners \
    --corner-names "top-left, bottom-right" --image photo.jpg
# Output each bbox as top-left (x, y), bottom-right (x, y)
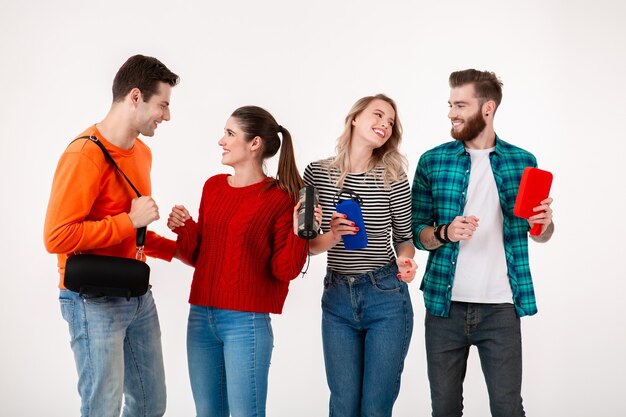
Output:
top-left (174, 174), bottom-right (308, 314)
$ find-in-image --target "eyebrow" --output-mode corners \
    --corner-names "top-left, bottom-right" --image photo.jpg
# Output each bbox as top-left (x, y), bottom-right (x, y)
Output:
top-left (373, 108), bottom-right (395, 122)
top-left (448, 100), bottom-right (470, 105)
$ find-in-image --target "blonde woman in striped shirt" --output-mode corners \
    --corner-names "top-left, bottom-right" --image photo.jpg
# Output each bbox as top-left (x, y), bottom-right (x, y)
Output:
top-left (304, 94), bottom-right (417, 417)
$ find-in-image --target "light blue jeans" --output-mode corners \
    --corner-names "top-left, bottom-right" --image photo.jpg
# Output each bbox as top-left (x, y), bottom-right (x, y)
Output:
top-left (322, 262), bottom-right (414, 417)
top-left (59, 289), bottom-right (166, 417)
top-left (187, 305), bottom-right (274, 417)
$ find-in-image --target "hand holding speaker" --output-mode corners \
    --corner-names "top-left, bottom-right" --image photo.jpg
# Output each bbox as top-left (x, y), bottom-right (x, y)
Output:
top-left (514, 167), bottom-right (553, 236)
top-left (335, 193), bottom-right (367, 250)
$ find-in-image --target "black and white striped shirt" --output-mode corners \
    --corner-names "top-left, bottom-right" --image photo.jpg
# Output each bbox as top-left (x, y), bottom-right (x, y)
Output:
top-left (303, 160), bottom-right (413, 275)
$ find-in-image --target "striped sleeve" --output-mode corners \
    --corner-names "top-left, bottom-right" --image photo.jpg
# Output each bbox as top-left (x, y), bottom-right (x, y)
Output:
top-left (390, 177), bottom-right (413, 247)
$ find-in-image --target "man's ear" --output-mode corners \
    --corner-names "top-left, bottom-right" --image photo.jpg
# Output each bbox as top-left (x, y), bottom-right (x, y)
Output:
top-left (483, 100), bottom-right (496, 117)
top-left (128, 88), bottom-right (142, 107)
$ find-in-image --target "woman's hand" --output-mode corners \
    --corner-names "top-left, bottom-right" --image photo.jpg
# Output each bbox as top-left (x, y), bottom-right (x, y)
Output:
top-left (328, 211), bottom-right (359, 244)
top-left (167, 205), bottom-right (191, 230)
top-left (396, 256), bottom-right (417, 283)
top-left (293, 202), bottom-right (323, 236)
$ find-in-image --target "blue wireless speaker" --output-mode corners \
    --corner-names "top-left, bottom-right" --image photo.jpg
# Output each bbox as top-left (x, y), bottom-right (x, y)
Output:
top-left (335, 189), bottom-right (367, 250)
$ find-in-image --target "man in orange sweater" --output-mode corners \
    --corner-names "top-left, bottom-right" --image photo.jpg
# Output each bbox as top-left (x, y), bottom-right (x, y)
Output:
top-left (44, 55), bottom-right (179, 417)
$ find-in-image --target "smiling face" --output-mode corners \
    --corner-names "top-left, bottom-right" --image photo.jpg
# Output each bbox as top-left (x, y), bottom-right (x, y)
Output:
top-left (448, 84), bottom-right (487, 142)
top-left (217, 116), bottom-right (260, 168)
top-left (351, 98), bottom-right (396, 150)
top-left (134, 82), bottom-right (172, 137)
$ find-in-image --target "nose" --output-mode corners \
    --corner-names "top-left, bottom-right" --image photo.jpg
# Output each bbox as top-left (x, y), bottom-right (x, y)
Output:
top-left (448, 107), bottom-right (456, 119)
top-left (163, 107), bottom-right (171, 122)
top-left (218, 136), bottom-right (226, 146)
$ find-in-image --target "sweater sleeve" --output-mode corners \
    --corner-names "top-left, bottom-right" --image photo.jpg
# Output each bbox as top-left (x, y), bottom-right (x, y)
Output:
top-left (172, 183), bottom-right (208, 266)
top-left (269, 199), bottom-right (307, 282)
top-left (44, 151), bottom-right (135, 254)
top-left (173, 219), bottom-right (201, 266)
top-left (144, 231), bottom-right (177, 261)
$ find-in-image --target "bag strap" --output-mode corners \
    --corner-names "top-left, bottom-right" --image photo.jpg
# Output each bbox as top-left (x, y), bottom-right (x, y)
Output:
top-left (73, 135), bottom-right (147, 250)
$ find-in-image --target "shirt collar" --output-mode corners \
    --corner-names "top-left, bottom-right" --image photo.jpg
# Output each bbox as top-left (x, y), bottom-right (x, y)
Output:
top-left (453, 133), bottom-right (503, 156)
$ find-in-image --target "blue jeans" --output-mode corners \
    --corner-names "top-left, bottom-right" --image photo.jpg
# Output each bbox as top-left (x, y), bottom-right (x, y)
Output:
top-left (187, 305), bottom-right (274, 417)
top-left (425, 302), bottom-right (525, 417)
top-left (59, 289), bottom-right (166, 417)
top-left (322, 262), bottom-right (414, 417)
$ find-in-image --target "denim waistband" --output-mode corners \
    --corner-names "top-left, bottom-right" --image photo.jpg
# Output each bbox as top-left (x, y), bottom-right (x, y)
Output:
top-left (327, 261), bottom-right (398, 285)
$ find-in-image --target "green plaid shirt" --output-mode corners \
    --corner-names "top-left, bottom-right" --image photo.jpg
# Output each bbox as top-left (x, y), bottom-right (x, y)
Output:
top-left (411, 136), bottom-right (538, 317)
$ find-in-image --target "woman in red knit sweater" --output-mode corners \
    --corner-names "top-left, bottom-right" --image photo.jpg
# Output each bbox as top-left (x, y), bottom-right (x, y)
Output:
top-left (167, 106), bottom-right (318, 417)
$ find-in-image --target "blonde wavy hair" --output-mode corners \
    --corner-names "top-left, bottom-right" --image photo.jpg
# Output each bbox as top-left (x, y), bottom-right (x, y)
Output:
top-left (325, 94), bottom-right (407, 188)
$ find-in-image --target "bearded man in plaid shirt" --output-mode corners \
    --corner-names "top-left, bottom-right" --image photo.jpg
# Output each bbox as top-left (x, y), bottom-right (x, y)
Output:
top-left (411, 69), bottom-right (554, 417)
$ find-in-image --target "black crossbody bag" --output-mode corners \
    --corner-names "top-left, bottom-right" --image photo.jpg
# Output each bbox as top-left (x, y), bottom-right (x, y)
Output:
top-left (63, 136), bottom-right (150, 300)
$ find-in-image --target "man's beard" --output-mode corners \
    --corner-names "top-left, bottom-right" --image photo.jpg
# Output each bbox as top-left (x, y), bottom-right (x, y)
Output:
top-left (450, 110), bottom-right (486, 142)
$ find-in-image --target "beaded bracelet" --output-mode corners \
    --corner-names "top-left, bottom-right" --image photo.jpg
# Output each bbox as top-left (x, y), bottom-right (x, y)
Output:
top-left (443, 223), bottom-right (452, 243)
top-left (433, 224), bottom-right (448, 244)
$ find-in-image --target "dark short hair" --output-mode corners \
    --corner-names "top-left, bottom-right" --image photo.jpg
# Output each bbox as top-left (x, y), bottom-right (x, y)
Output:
top-left (112, 55), bottom-right (179, 102)
top-left (449, 69), bottom-right (503, 108)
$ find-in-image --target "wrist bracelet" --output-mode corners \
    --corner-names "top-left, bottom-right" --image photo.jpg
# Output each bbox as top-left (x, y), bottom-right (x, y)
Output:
top-left (433, 225), bottom-right (447, 244)
top-left (443, 223), bottom-right (452, 243)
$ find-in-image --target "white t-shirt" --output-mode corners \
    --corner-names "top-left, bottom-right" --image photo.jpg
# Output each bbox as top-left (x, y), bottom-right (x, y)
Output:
top-left (451, 147), bottom-right (513, 304)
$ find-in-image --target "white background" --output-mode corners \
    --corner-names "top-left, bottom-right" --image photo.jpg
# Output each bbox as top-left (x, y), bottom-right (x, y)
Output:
top-left (1, 0), bottom-right (625, 416)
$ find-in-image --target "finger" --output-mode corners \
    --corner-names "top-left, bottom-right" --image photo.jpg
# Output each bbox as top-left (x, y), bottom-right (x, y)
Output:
top-left (398, 272), bottom-right (415, 283)
top-left (529, 212), bottom-right (549, 222)
top-left (335, 224), bottom-right (359, 234)
top-left (332, 218), bottom-right (356, 228)
top-left (466, 216), bottom-right (480, 227)
top-left (332, 211), bottom-right (348, 220)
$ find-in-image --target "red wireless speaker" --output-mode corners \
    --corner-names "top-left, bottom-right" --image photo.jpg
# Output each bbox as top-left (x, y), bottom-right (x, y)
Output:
top-left (514, 167), bottom-right (553, 236)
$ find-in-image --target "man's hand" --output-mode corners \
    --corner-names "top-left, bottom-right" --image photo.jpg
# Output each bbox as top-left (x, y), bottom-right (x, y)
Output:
top-left (529, 197), bottom-right (554, 242)
top-left (446, 215), bottom-right (480, 242)
top-left (128, 196), bottom-right (160, 228)
top-left (528, 197), bottom-right (553, 235)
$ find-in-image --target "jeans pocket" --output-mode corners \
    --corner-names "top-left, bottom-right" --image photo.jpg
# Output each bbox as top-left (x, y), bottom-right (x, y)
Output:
top-left (263, 315), bottom-right (274, 340)
top-left (323, 274), bottom-right (332, 290)
top-left (59, 296), bottom-right (75, 339)
top-left (371, 273), bottom-right (402, 293)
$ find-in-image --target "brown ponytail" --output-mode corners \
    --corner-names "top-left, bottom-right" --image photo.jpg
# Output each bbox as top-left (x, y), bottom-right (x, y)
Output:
top-left (275, 126), bottom-right (304, 200)
top-left (231, 106), bottom-right (304, 200)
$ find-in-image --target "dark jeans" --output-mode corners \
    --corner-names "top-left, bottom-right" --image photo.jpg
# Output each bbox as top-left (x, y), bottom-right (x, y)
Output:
top-left (425, 302), bottom-right (525, 417)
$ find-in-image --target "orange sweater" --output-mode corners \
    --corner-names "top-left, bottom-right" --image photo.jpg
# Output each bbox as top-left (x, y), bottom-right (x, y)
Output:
top-left (44, 125), bottom-right (176, 288)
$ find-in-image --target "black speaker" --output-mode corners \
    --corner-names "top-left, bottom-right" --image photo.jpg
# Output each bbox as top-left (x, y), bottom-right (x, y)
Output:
top-left (297, 186), bottom-right (319, 239)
